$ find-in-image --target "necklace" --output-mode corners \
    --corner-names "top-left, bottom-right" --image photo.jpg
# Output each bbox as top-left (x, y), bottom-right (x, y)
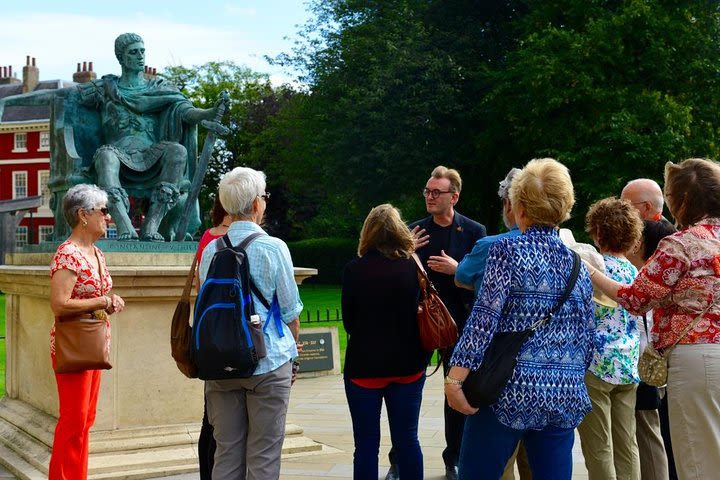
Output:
top-left (220, 224), bottom-right (231, 228)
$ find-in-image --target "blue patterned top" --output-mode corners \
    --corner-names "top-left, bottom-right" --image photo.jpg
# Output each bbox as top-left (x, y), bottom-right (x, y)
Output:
top-left (450, 225), bottom-right (596, 430)
top-left (588, 255), bottom-right (640, 385)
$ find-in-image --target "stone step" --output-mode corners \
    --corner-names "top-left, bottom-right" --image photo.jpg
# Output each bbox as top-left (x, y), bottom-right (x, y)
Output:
top-left (0, 397), bottom-right (323, 480)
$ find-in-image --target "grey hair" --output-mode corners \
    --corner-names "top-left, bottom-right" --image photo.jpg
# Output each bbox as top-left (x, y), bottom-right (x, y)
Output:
top-left (623, 178), bottom-right (664, 213)
top-left (114, 33), bottom-right (144, 62)
top-left (498, 167), bottom-right (522, 201)
top-left (218, 167), bottom-right (267, 216)
top-left (62, 184), bottom-right (109, 228)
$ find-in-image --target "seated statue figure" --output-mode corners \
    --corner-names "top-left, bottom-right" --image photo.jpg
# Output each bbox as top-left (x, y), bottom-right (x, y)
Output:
top-left (0, 32), bottom-right (228, 241)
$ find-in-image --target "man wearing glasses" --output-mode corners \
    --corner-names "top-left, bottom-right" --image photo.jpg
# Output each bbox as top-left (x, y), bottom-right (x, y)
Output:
top-left (620, 178), bottom-right (665, 221)
top-left (385, 166), bottom-right (485, 480)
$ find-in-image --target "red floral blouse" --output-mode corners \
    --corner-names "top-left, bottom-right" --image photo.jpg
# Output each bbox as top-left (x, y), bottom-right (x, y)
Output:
top-left (618, 219), bottom-right (720, 349)
top-left (49, 241), bottom-right (112, 357)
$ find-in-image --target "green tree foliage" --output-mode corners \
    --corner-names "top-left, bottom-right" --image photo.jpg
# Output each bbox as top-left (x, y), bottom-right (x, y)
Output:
top-left (271, 0), bottom-right (720, 236)
top-left (482, 0), bottom-right (720, 230)
top-left (161, 62), bottom-right (297, 233)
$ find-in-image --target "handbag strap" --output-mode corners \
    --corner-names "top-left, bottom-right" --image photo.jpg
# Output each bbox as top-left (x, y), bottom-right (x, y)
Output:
top-left (530, 251), bottom-right (581, 331)
top-left (181, 251), bottom-right (199, 303)
top-left (666, 301), bottom-right (713, 351)
top-left (94, 248), bottom-right (105, 296)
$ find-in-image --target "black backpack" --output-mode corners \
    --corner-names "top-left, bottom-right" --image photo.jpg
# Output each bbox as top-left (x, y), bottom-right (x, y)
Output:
top-left (192, 232), bottom-right (270, 380)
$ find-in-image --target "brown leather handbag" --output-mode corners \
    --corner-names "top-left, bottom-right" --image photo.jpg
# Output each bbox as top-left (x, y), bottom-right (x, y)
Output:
top-left (54, 252), bottom-right (112, 373)
top-left (170, 253), bottom-right (198, 378)
top-left (413, 254), bottom-right (458, 351)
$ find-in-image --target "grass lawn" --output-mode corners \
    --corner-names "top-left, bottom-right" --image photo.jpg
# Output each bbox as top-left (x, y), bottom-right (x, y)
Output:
top-left (297, 284), bottom-right (346, 370)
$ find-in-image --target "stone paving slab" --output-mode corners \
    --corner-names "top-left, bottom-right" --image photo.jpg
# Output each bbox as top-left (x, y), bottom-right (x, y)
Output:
top-left (0, 369), bottom-right (590, 479)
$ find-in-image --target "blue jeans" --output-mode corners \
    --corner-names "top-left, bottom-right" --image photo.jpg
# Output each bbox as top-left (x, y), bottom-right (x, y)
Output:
top-left (344, 375), bottom-right (425, 480)
top-left (459, 407), bottom-right (575, 480)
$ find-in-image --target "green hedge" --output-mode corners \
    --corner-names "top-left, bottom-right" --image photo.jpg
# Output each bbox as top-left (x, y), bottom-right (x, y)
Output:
top-left (288, 237), bottom-right (357, 284)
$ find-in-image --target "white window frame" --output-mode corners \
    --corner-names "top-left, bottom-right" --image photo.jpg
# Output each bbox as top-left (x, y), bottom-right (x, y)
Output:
top-left (13, 132), bottom-right (27, 152)
top-left (39, 131), bottom-right (50, 151)
top-left (105, 224), bottom-right (118, 239)
top-left (12, 171), bottom-right (28, 198)
top-left (38, 170), bottom-right (51, 211)
top-left (15, 226), bottom-right (28, 247)
top-left (39, 225), bottom-right (54, 243)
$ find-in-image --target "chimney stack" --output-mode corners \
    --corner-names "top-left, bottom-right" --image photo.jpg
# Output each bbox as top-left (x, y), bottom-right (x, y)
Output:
top-left (0, 64), bottom-right (20, 85)
top-left (72, 60), bottom-right (97, 84)
top-left (143, 65), bottom-right (157, 80)
top-left (22, 56), bottom-right (39, 93)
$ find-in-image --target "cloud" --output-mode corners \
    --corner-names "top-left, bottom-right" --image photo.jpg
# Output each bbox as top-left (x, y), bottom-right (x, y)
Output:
top-left (0, 12), bottom-right (294, 83)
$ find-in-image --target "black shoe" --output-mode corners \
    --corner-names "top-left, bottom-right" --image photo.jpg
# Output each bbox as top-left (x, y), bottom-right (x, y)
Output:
top-left (445, 465), bottom-right (459, 480)
top-left (384, 463), bottom-right (399, 480)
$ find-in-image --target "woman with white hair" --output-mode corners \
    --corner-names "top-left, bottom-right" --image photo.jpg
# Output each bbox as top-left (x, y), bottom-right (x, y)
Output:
top-left (198, 167), bottom-right (303, 480)
top-left (48, 184), bottom-right (125, 479)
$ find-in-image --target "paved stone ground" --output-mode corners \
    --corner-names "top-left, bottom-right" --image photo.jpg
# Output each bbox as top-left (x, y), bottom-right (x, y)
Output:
top-left (4, 370), bottom-right (590, 479)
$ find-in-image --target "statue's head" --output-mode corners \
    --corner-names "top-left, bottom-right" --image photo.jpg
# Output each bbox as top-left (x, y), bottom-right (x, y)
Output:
top-left (114, 33), bottom-right (144, 63)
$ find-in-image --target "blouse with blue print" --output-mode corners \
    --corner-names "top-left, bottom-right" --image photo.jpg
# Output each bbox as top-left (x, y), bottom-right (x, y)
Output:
top-left (450, 225), bottom-right (596, 430)
top-left (588, 255), bottom-right (640, 385)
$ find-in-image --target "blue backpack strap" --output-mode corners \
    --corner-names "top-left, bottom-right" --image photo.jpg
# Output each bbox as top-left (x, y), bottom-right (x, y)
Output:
top-left (262, 295), bottom-right (285, 338)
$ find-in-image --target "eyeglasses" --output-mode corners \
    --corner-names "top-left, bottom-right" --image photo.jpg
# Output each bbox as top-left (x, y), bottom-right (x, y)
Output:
top-left (259, 192), bottom-right (271, 201)
top-left (91, 207), bottom-right (109, 216)
top-left (422, 188), bottom-right (454, 199)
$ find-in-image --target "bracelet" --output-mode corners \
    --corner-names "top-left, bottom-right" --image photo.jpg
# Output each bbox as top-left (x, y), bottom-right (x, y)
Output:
top-left (104, 296), bottom-right (110, 310)
top-left (589, 268), bottom-right (597, 279)
top-left (444, 376), bottom-right (464, 386)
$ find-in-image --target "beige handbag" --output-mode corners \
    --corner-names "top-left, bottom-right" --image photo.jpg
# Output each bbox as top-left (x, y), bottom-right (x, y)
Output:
top-left (638, 303), bottom-right (710, 387)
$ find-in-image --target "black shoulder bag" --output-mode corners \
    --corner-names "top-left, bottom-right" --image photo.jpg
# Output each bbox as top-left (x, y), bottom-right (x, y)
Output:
top-left (462, 251), bottom-right (580, 408)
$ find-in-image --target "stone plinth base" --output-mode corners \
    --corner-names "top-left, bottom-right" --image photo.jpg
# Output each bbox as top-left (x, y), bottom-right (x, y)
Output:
top-left (0, 253), bottom-right (319, 479)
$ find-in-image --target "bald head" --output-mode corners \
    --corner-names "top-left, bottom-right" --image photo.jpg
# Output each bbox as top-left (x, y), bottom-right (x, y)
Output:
top-left (620, 178), bottom-right (664, 221)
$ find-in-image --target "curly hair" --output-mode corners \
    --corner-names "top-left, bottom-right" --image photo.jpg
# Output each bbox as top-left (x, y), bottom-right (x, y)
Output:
top-left (358, 204), bottom-right (414, 259)
top-left (585, 197), bottom-right (643, 254)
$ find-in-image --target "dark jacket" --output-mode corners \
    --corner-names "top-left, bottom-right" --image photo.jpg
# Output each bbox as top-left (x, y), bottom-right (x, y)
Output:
top-left (341, 250), bottom-right (430, 378)
top-left (409, 211), bottom-right (486, 331)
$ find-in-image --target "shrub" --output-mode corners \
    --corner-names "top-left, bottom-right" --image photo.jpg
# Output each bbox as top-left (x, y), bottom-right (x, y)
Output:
top-left (288, 237), bottom-right (357, 284)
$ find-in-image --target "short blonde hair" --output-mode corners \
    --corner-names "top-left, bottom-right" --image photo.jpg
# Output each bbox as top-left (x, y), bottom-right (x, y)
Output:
top-left (664, 158), bottom-right (720, 228)
top-left (586, 197), bottom-right (643, 254)
top-left (358, 204), bottom-right (415, 259)
top-left (510, 158), bottom-right (575, 227)
top-left (431, 165), bottom-right (462, 193)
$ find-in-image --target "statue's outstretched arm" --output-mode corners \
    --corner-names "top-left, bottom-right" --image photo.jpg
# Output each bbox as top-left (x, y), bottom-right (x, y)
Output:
top-left (182, 94), bottom-right (230, 125)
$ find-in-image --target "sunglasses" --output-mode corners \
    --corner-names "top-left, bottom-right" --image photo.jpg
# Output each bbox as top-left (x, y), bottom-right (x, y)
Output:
top-left (91, 207), bottom-right (110, 216)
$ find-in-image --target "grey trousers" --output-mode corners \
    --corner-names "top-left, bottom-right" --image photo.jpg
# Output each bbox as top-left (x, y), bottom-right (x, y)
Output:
top-left (205, 361), bottom-right (292, 480)
top-left (636, 409), bottom-right (669, 480)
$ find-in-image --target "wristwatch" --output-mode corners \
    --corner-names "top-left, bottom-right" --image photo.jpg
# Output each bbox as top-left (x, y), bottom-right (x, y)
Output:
top-left (444, 376), bottom-right (463, 386)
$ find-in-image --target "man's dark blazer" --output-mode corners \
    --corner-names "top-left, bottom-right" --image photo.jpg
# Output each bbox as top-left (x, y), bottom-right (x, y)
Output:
top-left (409, 212), bottom-right (486, 266)
top-left (409, 211), bottom-right (486, 329)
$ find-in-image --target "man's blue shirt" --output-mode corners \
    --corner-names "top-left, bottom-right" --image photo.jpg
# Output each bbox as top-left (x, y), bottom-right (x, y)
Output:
top-left (456, 225), bottom-right (521, 294)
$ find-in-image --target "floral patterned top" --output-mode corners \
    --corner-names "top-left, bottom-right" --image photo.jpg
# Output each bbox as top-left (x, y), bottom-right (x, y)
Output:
top-left (618, 218), bottom-right (720, 350)
top-left (588, 256), bottom-right (640, 385)
top-left (49, 241), bottom-right (112, 357)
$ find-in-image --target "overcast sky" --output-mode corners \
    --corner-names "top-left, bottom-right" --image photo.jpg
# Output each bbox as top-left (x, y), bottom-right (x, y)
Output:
top-left (0, 0), bottom-right (313, 85)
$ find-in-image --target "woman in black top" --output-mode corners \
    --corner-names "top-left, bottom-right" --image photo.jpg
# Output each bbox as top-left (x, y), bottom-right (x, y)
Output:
top-left (342, 204), bottom-right (430, 480)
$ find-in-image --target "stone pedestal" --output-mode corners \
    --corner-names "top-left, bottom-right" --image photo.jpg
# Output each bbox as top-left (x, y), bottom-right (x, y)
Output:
top-left (0, 250), bottom-right (319, 479)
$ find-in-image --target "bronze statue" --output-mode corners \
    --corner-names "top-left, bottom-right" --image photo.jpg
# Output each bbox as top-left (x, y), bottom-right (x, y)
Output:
top-left (0, 33), bottom-right (229, 241)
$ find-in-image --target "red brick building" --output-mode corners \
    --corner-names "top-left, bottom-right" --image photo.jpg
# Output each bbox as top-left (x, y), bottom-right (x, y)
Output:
top-left (0, 58), bottom-right (100, 245)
